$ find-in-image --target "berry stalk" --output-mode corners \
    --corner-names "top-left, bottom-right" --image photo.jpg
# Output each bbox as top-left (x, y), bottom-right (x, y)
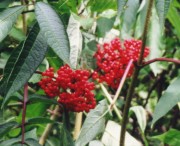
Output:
top-left (120, 0), bottom-right (154, 146)
top-left (21, 83), bottom-right (28, 146)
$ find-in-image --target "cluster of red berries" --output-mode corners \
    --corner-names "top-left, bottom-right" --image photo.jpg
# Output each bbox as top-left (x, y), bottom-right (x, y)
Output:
top-left (93, 38), bottom-right (149, 89)
top-left (39, 65), bottom-right (96, 112)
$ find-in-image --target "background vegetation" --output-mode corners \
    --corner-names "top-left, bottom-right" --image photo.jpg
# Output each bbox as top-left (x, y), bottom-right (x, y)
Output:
top-left (0, 0), bottom-right (180, 146)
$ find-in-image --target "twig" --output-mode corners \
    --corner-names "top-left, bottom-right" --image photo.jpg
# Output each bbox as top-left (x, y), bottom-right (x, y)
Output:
top-left (141, 57), bottom-right (180, 67)
top-left (111, 59), bottom-right (134, 107)
top-left (39, 105), bottom-right (60, 145)
top-left (120, 0), bottom-right (154, 146)
top-left (22, 10), bottom-right (34, 14)
top-left (100, 83), bottom-right (122, 121)
top-left (21, 84), bottom-right (28, 146)
top-left (73, 112), bottom-right (83, 140)
top-left (21, 0), bottom-right (27, 34)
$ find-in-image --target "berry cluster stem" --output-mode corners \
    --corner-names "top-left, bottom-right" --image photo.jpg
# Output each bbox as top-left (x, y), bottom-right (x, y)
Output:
top-left (120, 0), bottom-right (154, 146)
top-left (21, 83), bottom-right (28, 146)
top-left (142, 57), bottom-right (180, 67)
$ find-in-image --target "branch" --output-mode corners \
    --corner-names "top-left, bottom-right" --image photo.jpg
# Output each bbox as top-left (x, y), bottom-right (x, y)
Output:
top-left (142, 57), bottom-right (180, 67)
top-left (120, 0), bottom-right (154, 146)
top-left (21, 84), bottom-right (28, 145)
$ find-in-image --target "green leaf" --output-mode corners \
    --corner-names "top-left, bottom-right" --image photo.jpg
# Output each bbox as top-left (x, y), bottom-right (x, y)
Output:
top-left (151, 129), bottom-right (180, 146)
top-left (0, 23), bottom-right (47, 105)
top-left (26, 117), bottom-right (54, 125)
top-left (101, 120), bottom-right (142, 146)
top-left (130, 106), bottom-right (147, 133)
top-left (88, 0), bottom-right (117, 13)
top-left (148, 7), bottom-right (163, 76)
top-left (0, 121), bottom-right (18, 137)
top-left (75, 100), bottom-right (108, 146)
top-left (89, 140), bottom-right (104, 146)
top-left (135, 0), bottom-right (148, 38)
top-left (167, 2), bottom-right (180, 39)
top-left (0, 0), bottom-right (14, 8)
top-left (28, 94), bottom-right (58, 105)
top-left (121, 0), bottom-right (140, 39)
top-left (0, 129), bottom-right (38, 146)
top-left (46, 48), bottom-right (63, 71)
top-left (0, 6), bottom-right (25, 42)
top-left (26, 138), bottom-right (42, 146)
top-left (117, 0), bottom-right (127, 16)
top-left (35, 2), bottom-right (70, 65)
top-left (0, 138), bottom-right (20, 146)
top-left (155, 0), bottom-right (172, 29)
top-left (152, 77), bottom-right (180, 125)
top-left (67, 14), bottom-right (82, 69)
top-left (96, 17), bottom-right (116, 37)
top-left (9, 27), bottom-right (26, 41)
top-left (60, 125), bottom-right (75, 146)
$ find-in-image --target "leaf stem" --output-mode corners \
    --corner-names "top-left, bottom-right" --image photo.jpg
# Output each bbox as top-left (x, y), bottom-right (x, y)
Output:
top-left (111, 59), bottom-right (134, 107)
top-left (142, 57), bottom-right (180, 67)
top-left (120, 0), bottom-right (153, 146)
top-left (21, 83), bottom-right (28, 145)
top-left (100, 83), bottom-right (122, 121)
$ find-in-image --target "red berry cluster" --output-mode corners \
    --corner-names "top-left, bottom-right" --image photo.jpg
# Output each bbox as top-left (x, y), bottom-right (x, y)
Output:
top-left (39, 65), bottom-right (96, 112)
top-left (93, 38), bottom-right (149, 89)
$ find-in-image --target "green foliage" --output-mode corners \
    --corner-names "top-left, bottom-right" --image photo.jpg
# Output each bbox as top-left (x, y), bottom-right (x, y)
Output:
top-left (155, 0), bottom-right (172, 29)
top-left (0, 6), bottom-right (25, 42)
top-left (0, 121), bottom-right (18, 137)
top-left (152, 77), bottom-right (180, 125)
top-left (35, 2), bottom-right (70, 66)
top-left (0, 0), bottom-right (179, 146)
top-left (130, 106), bottom-right (147, 133)
top-left (87, 0), bottom-right (117, 13)
top-left (152, 129), bottom-right (180, 146)
top-left (75, 100), bottom-right (108, 146)
top-left (121, 0), bottom-right (140, 39)
top-left (117, 0), bottom-right (127, 16)
top-left (0, 23), bottom-right (47, 106)
top-left (96, 17), bottom-right (116, 37)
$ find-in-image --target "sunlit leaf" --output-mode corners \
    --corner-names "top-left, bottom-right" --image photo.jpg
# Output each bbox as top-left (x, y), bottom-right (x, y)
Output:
top-left (152, 77), bottom-right (180, 125)
top-left (35, 2), bottom-right (70, 65)
top-left (89, 140), bottom-right (104, 146)
top-left (130, 106), bottom-right (147, 133)
top-left (101, 120), bottom-right (142, 146)
top-left (75, 100), bottom-right (108, 146)
top-left (67, 14), bottom-right (82, 69)
top-left (0, 6), bottom-right (25, 42)
top-left (88, 0), bottom-right (117, 13)
top-left (148, 7), bottom-right (163, 76)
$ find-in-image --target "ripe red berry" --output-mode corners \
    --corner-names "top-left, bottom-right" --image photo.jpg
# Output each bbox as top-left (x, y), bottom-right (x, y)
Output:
top-left (93, 38), bottom-right (149, 89)
top-left (39, 65), bottom-right (96, 112)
